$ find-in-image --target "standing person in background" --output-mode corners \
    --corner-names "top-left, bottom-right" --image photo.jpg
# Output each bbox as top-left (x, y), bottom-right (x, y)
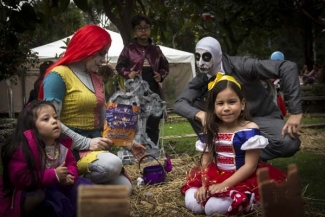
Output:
top-left (174, 37), bottom-right (302, 162)
top-left (0, 100), bottom-right (92, 217)
top-left (38, 25), bottom-right (145, 192)
top-left (27, 61), bottom-right (54, 103)
top-left (116, 14), bottom-right (169, 147)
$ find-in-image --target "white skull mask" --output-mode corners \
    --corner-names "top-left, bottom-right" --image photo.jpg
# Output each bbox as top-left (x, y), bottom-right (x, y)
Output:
top-left (195, 48), bottom-right (214, 74)
top-left (195, 37), bottom-right (223, 76)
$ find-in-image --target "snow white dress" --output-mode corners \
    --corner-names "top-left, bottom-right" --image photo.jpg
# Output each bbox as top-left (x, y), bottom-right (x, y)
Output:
top-left (181, 128), bottom-right (286, 215)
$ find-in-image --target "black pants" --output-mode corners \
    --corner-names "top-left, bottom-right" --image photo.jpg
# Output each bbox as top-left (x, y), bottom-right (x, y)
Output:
top-left (142, 67), bottom-right (163, 146)
top-left (146, 114), bottom-right (162, 146)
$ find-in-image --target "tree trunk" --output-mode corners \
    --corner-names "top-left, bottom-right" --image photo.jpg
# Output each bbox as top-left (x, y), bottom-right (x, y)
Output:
top-left (303, 17), bottom-right (314, 69)
top-left (102, 0), bottom-right (135, 46)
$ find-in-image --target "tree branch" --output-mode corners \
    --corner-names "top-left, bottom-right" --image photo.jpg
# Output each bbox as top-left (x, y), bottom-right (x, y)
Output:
top-left (136, 0), bottom-right (146, 15)
top-left (293, 0), bottom-right (325, 27)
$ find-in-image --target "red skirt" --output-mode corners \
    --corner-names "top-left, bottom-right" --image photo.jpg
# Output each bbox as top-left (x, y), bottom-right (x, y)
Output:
top-left (181, 163), bottom-right (286, 215)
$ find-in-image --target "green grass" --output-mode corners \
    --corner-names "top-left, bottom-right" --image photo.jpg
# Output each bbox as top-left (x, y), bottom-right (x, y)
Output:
top-left (162, 137), bottom-right (198, 156)
top-left (270, 152), bottom-right (325, 215)
top-left (162, 122), bottom-right (195, 136)
top-left (301, 117), bottom-right (325, 125)
top-left (162, 117), bottom-right (325, 136)
top-left (160, 117), bottom-right (325, 158)
top-left (271, 152), bottom-right (325, 200)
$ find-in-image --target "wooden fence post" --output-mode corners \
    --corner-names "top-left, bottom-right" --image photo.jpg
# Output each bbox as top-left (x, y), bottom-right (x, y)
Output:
top-left (78, 185), bottom-right (130, 217)
top-left (257, 164), bottom-right (305, 217)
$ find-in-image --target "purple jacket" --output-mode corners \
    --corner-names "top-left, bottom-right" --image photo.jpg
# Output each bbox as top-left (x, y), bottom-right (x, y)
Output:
top-left (116, 38), bottom-right (169, 82)
top-left (0, 130), bottom-right (77, 217)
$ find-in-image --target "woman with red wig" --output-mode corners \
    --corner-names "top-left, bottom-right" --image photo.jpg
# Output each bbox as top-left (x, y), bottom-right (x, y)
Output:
top-left (39, 25), bottom-right (145, 193)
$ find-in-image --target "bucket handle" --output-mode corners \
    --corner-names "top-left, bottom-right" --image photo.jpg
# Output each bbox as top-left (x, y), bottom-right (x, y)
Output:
top-left (138, 154), bottom-right (164, 175)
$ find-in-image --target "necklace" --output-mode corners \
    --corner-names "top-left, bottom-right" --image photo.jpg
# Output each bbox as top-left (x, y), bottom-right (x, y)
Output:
top-left (45, 143), bottom-right (59, 161)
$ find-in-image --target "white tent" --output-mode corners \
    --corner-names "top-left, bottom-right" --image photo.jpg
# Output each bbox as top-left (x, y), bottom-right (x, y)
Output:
top-left (0, 29), bottom-right (196, 115)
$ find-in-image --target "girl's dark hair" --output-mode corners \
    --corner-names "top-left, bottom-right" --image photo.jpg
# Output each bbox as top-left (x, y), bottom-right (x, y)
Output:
top-left (131, 14), bottom-right (152, 29)
top-left (203, 80), bottom-right (252, 164)
top-left (1, 100), bottom-right (56, 195)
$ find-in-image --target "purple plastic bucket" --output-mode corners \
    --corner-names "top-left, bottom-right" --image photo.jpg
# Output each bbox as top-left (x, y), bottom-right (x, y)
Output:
top-left (139, 155), bottom-right (166, 185)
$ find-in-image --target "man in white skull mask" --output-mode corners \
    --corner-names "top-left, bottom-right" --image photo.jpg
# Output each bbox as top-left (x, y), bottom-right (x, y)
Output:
top-left (195, 38), bottom-right (222, 76)
top-left (174, 36), bottom-right (302, 161)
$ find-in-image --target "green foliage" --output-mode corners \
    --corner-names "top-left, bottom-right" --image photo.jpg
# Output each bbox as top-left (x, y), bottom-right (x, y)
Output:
top-left (0, 0), bottom-right (85, 81)
top-left (73, 0), bottom-right (89, 12)
top-left (79, 0), bottom-right (204, 49)
top-left (210, 0), bottom-right (325, 62)
top-left (2, 0), bottom-right (324, 81)
top-left (0, 1), bottom-right (40, 81)
top-left (60, 37), bottom-right (71, 49)
top-left (0, 26), bottom-right (39, 82)
top-left (30, 2), bottom-right (86, 48)
top-left (147, 0), bottom-right (202, 45)
top-left (112, 74), bottom-right (125, 91)
top-left (75, 0), bottom-right (324, 63)
top-left (54, 37), bottom-right (71, 58)
top-left (59, 0), bottom-right (70, 12)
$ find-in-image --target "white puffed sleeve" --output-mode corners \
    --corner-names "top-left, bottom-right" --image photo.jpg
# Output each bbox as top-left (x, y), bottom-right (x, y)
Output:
top-left (241, 135), bottom-right (268, 150)
top-left (195, 140), bottom-right (209, 152)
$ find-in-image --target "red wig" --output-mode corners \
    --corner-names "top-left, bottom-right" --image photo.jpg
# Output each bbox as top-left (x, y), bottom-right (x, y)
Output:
top-left (39, 24), bottom-right (112, 99)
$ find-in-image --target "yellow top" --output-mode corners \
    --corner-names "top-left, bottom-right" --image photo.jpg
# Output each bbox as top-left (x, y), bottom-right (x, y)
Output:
top-left (51, 66), bottom-right (105, 130)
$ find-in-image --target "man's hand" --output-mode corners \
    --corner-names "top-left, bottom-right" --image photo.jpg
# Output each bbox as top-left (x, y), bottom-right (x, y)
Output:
top-left (89, 137), bottom-right (113, 151)
top-left (195, 111), bottom-right (206, 128)
top-left (282, 113), bottom-right (303, 139)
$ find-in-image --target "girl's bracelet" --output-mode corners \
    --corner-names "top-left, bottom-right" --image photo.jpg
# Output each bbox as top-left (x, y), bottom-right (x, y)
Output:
top-left (54, 169), bottom-right (60, 183)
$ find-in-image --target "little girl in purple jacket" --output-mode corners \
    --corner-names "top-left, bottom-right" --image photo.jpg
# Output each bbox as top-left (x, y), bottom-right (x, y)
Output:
top-left (0, 100), bottom-right (91, 217)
